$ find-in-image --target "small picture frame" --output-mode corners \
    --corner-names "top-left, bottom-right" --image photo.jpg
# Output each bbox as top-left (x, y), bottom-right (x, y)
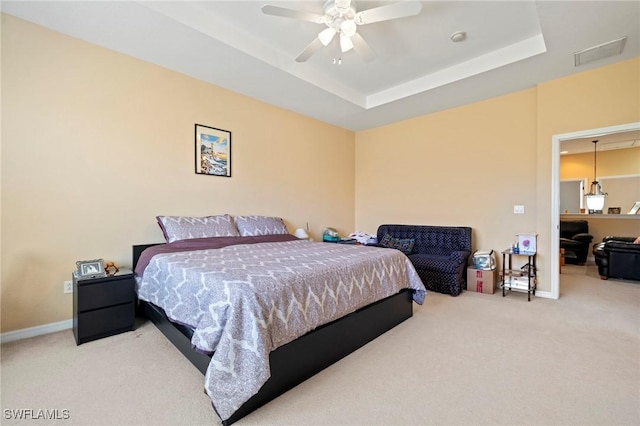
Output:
top-left (195, 124), bottom-right (231, 177)
top-left (76, 259), bottom-right (106, 279)
top-left (607, 207), bottom-right (621, 214)
top-left (628, 201), bottom-right (640, 215)
top-left (517, 233), bottom-right (538, 254)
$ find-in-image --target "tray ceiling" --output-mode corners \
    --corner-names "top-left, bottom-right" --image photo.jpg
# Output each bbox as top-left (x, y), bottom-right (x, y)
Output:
top-left (2, 1), bottom-right (639, 131)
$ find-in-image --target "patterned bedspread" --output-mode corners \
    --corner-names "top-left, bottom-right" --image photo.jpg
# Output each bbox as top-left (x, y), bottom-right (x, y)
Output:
top-left (136, 238), bottom-right (426, 421)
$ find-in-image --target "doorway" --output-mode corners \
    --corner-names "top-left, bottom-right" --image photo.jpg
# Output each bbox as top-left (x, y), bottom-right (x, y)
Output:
top-left (551, 121), bottom-right (640, 299)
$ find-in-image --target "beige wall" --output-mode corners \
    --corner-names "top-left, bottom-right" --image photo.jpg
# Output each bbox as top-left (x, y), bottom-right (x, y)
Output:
top-left (536, 58), bottom-right (640, 291)
top-left (560, 147), bottom-right (640, 180)
top-left (356, 58), bottom-right (640, 294)
top-left (2, 14), bottom-right (640, 333)
top-left (559, 216), bottom-right (640, 252)
top-left (561, 147), bottom-right (640, 214)
top-left (355, 88), bottom-right (538, 251)
top-left (1, 15), bottom-right (355, 332)
top-left (560, 147), bottom-right (640, 245)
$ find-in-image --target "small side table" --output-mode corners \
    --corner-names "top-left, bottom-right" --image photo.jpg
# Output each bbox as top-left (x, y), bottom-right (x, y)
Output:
top-left (73, 268), bottom-right (135, 345)
top-left (501, 249), bottom-right (537, 301)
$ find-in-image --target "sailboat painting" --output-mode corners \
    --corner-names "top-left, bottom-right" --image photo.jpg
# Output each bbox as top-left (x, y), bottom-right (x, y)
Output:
top-left (195, 124), bottom-right (231, 177)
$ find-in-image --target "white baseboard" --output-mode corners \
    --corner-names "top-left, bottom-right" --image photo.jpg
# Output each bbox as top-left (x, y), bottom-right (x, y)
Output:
top-left (0, 287), bottom-right (556, 343)
top-left (532, 289), bottom-right (555, 299)
top-left (0, 288), bottom-right (556, 342)
top-left (0, 319), bottom-right (72, 344)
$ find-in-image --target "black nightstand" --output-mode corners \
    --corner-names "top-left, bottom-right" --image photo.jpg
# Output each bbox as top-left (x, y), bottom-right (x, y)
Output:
top-left (73, 268), bottom-right (135, 345)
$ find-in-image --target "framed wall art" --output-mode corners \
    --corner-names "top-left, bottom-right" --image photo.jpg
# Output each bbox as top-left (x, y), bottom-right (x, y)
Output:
top-left (195, 124), bottom-right (231, 177)
top-left (76, 259), bottom-right (106, 280)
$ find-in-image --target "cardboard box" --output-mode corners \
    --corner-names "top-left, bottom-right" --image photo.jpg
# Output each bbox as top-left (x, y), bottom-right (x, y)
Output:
top-left (467, 268), bottom-right (496, 294)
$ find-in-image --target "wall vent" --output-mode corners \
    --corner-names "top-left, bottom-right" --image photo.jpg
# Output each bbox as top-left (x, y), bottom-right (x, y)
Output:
top-left (599, 139), bottom-right (639, 151)
top-left (574, 37), bottom-right (626, 67)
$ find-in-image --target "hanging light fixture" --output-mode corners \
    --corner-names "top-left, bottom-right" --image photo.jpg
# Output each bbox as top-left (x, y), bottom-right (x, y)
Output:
top-left (585, 140), bottom-right (607, 214)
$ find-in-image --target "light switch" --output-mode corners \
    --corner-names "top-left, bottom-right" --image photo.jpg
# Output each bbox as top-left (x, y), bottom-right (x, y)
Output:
top-left (514, 205), bottom-right (525, 214)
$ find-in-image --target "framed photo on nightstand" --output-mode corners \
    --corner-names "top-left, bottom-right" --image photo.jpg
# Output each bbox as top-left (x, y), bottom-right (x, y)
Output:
top-left (76, 259), bottom-right (106, 279)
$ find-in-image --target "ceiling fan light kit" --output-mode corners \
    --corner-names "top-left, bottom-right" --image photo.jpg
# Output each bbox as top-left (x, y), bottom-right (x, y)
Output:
top-left (262, 0), bottom-right (423, 63)
top-left (340, 34), bottom-right (354, 52)
top-left (319, 27), bottom-right (337, 46)
top-left (340, 19), bottom-right (357, 37)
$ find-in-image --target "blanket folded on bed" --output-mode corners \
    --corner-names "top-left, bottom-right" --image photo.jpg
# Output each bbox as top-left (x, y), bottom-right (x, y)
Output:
top-left (136, 237), bottom-right (425, 421)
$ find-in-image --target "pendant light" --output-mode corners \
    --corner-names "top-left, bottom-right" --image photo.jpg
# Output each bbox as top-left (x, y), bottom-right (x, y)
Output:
top-left (585, 140), bottom-right (607, 214)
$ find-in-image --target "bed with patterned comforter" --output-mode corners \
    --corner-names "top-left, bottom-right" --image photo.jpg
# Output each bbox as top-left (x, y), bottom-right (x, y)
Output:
top-left (135, 234), bottom-right (426, 421)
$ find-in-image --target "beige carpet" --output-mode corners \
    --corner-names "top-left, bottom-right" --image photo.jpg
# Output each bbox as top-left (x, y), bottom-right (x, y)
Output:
top-left (1, 264), bottom-right (638, 425)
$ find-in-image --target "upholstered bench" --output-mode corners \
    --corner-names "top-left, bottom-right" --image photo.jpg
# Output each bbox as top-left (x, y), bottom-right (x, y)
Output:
top-left (374, 224), bottom-right (472, 296)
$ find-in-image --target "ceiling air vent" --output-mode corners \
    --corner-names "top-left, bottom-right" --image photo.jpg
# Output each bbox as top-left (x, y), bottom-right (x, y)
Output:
top-left (599, 139), bottom-right (639, 151)
top-left (574, 37), bottom-right (627, 67)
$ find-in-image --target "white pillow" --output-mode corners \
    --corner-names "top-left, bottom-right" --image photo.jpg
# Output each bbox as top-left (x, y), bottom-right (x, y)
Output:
top-left (234, 215), bottom-right (288, 237)
top-left (157, 214), bottom-right (240, 243)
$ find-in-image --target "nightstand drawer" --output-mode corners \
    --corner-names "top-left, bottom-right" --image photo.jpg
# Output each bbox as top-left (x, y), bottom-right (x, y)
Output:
top-left (77, 278), bottom-right (134, 312)
top-left (75, 302), bottom-right (134, 344)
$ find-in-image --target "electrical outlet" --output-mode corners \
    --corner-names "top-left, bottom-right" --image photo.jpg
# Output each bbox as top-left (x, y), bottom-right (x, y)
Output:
top-left (513, 205), bottom-right (525, 214)
top-left (64, 280), bottom-right (73, 294)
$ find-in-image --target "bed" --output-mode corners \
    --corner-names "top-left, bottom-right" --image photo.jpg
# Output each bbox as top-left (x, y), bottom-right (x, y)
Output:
top-left (133, 225), bottom-right (426, 425)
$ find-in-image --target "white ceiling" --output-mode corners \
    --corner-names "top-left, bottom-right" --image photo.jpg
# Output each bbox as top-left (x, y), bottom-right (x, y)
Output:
top-left (2, 1), bottom-right (639, 131)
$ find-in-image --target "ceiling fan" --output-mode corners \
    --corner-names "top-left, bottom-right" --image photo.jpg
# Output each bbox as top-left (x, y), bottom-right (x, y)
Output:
top-left (262, 0), bottom-right (423, 63)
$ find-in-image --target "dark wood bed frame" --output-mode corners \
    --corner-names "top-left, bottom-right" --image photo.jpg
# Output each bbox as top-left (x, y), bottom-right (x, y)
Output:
top-left (133, 243), bottom-right (415, 425)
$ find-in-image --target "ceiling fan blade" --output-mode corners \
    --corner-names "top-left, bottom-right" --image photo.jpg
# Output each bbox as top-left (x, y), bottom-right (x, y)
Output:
top-left (350, 33), bottom-right (376, 62)
top-left (295, 38), bottom-right (324, 62)
top-left (261, 5), bottom-right (326, 24)
top-left (354, 1), bottom-right (422, 25)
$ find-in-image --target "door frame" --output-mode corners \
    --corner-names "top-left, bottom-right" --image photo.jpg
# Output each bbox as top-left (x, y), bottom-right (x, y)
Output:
top-left (550, 121), bottom-right (640, 299)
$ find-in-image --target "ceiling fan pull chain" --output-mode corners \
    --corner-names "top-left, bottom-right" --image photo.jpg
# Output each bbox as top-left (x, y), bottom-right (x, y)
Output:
top-left (332, 36), bottom-right (342, 65)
